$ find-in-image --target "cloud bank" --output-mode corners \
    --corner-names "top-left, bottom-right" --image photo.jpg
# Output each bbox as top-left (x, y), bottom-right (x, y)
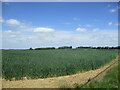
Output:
top-left (2, 19), bottom-right (118, 49)
top-left (33, 27), bottom-right (55, 32)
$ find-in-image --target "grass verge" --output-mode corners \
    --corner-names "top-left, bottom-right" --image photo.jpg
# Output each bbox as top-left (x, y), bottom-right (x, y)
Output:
top-left (60, 63), bottom-right (118, 89)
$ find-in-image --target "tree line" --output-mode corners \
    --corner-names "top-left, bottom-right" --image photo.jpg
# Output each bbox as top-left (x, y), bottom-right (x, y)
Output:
top-left (29, 46), bottom-right (120, 50)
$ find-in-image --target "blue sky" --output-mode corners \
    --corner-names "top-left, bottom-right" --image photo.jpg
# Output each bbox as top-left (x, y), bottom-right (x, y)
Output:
top-left (1, 2), bottom-right (119, 49)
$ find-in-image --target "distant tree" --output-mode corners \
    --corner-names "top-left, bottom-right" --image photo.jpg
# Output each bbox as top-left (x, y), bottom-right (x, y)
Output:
top-left (76, 46), bottom-right (120, 49)
top-left (35, 47), bottom-right (55, 50)
top-left (29, 47), bottom-right (33, 50)
top-left (69, 46), bottom-right (72, 49)
top-left (96, 47), bottom-right (101, 49)
top-left (58, 46), bottom-right (72, 49)
top-left (118, 46), bottom-right (120, 49)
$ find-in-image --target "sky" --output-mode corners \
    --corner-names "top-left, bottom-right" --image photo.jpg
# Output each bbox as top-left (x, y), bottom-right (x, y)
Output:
top-left (1, 2), bottom-right (119, 49)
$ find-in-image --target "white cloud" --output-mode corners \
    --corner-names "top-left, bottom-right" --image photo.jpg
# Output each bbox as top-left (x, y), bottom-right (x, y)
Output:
top-left (3, 30), bottom-right (20, 34)
top-left (108, 22), bottom-right (112, 26)
top-left (93, 28), bottom-right (99, 32)
top-left (33, 27), bottom-right (55, 32)
top-left (115, 23), bottom-right (120, 26)
top-left (2, 30), bottom-right (20, 39)
top-left (73, 17), bottom-right (79, 21)
top-left (0, 19), bottom-right (4, 23)
top-left (2, 19), bottom-right (118, 49)
top-left (2, 29), bottom-right (118, 49)
top-left (76, 28), bottom-right (87, 32)
top-left (5, 19), bottom-right (34, 32)
top-left (6, 19), bottom-right (21, 26)
top-left (9, 35), bottom-right (16, 37)
top-left (0, 16), bottom-right (4, 23)
top-left (85, 24), bottom-right (92, 27)
top-left (3, 35), bottom-right (16, 38)
top-left (109, 9), bottom-right (116, 13)
top-left (3, 30), bottom-right (12, 33)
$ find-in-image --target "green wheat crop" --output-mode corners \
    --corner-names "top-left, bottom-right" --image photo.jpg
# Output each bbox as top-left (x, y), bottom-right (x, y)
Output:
top-left (2, 49), bottom-right (118, 80)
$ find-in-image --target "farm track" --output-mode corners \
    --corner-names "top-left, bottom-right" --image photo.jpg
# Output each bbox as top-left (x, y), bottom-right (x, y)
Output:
top-left (2, 56), bottom-right (118, 88)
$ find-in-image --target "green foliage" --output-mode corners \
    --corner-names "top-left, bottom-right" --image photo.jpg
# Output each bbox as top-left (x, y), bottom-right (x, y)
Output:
top-left (2, 49), bottom-right (118, 80)
top-left (76, 46), bottom-right (120, 49)
top-left (58, 46), bottom-right (72, 49)
top-left (73, 83), bottom-right (81, 88)
top-left (59, 85), bottom-right (70, 90)
top-left (35, 47), bottom-right (55, 50)
top-left (29, 47), bottom-right (33, 50)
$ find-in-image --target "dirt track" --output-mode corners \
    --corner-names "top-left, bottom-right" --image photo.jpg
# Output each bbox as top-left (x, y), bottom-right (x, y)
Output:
top-left (2, 57), bottom-right (118, 88)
